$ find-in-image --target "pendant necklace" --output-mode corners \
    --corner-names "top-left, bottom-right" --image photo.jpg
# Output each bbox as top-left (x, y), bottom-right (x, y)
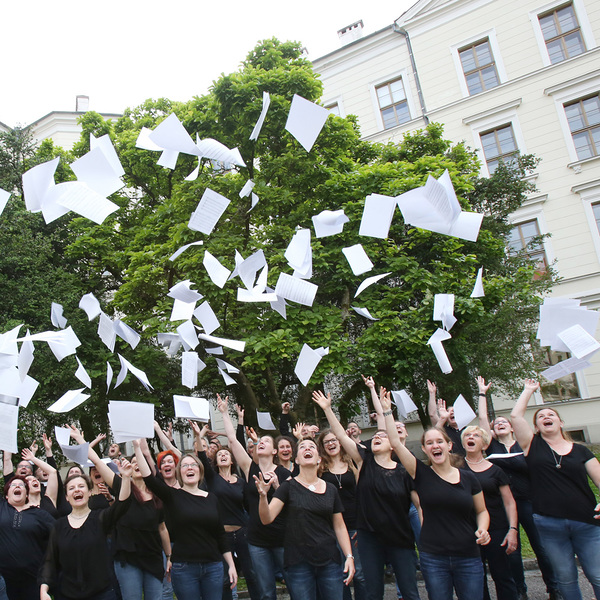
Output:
top-left (549, 446), bottom-right (563, 469)
top-left (333, 472), bottom-right (343, 488)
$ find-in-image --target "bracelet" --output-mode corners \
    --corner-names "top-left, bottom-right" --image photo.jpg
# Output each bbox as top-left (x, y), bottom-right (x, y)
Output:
top-left (478, 393), bottom-right (486, 397)
top-left (166, 555), bottom-right (172, 559)
top-left (345, 554), bottom-right (354, 560)
top-left (382, 410), bottom-right (393, 417)
top-left (510, 526), bottom-right (518, 531)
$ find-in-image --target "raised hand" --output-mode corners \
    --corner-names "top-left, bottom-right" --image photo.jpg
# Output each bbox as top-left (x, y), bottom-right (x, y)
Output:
top-left (477, 376), bottom-right (492, 394)
top-left (361, 375), bottom-right (376, 390)
top-left (312, 390), bottom-right (331, 411)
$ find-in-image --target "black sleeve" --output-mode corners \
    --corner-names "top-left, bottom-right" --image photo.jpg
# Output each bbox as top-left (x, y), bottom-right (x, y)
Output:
top-left (144, 473), bottom-right (173, 503)
top-left (46, 455), bottom-right (58, 470)
top-left (39, 523), bottom-right (59, 588)
top-left (100, 489), bottom-right (133, 534)
top-left (198, 451), bottom-right (215, 483)
top-left (279, 413), bottom-right (292, 436)
top-left (236, 424), bottom-right (246, 449)
top-left (274, 479), bottom-right (291, 504)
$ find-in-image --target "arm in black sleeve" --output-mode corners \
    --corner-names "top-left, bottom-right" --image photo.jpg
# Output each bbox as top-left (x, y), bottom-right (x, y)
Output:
top-left (100, 492), bottom-right (133, 534)
top-left (236, 424), bottom-right (246, 449)
top-left (197, 451), bottom-right (215, 483)
top-left (143, 473), bottom-right (173, 504)
top-left (279, 413), bottom-right (291, 436)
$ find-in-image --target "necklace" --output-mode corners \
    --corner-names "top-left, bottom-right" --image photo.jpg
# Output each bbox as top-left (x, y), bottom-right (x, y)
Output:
top-left (296, 477), bottom-right (317, 492)
top-left (70, 511), bottom-right (90, 520)
top-left (465, 456), bottom-right (485, 465)
top-left (549, 446), bottom-right (563, 469)
top-left (333, 473), bottom-right (343, 488)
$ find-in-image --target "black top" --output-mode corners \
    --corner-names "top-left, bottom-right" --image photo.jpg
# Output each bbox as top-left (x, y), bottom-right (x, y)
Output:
top-left (321, 469), bottom-right (358, 530)
top-left (466, 463), bottom-right (510, 530)
top-left (414, 459), bottom-right (482, 558)
top-left (199, 451), bottom-right (248, 528)
top-left (274, 479), bottom-right (343, 568)
top-left (355, 449), bottom-right (414, 548)
top-left (486, 438), bottom-right (531, 500)
top-left (0, 501), bottom-right (55, 578)
top-left (526, 435), bottom-right (599, 526)
top-left (279, 413), bottom-right (292, 437)
top-left (144, 474), bottom-right (228, 562)
top-left (245, 462), bottom-right (291, 548)
top-left (445, 425), bottom-right (466, 457)
top-left (113, 495), bottom-right (165, 582)
top-left (40, 499), bottom-right (131, 599)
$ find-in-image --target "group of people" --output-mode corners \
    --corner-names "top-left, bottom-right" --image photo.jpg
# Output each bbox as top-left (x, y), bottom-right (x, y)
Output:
top-left (0, 376), bottom-right (598, 600)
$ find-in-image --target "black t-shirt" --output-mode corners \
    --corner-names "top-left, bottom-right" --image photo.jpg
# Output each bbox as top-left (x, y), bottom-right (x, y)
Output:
top-left (445, 425), bottom-right (466, 456)
top-left (245, 462), bottom-right (291, 547)
top-left (486, 438), bottom-right (531, 500)
top-left (274, 478), bottom-right (344, 568)
top-left (144, 475), bottom-right (228, 562)
top-left (526, 435), bottom-right (599, 526)
top-left (321, 469), bottom-right (358, 530)
top-left (466, 463), bottom-right (510, 530)
top-left (355, 449), bottom-right (414, 548)
top-left (414, 459), bottom-right (482, 558)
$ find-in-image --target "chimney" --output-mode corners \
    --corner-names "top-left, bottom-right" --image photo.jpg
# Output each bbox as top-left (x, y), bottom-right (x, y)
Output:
top-left (75, 95), bottom-right (89, 112)
top-left (337, 20), bottom-right (364, 46)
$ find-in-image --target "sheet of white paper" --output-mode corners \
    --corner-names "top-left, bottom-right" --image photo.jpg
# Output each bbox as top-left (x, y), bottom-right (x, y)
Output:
top-left (181, 352), bottom-right (205, 389)
top-left (168, 280), bottom-right (203, 303)
top-left (195, 137), bottom-right (246, 167)
top-left (237, 288), bottom-right (279, 303)
top-left (359, 194), bottom-right (397, 239)
top-left (274, 273), bottom-right (318, 306)
top-left (17, 335), bottom-right (34, 381)
top-left (215, 359), bottom-right (239, 374)
top-left (115, 355), bottom-right (128, 388)
top-left (185, 162), bottom-right (200, 181)
top-left (294, 343), bottom-right (327, 386)
top-left (203, 252), bottom-right (231, 288)
top-left (205, 346), bottom-right (223, 355)
top-left (108, 401), bottom-right (154, 443)
top-left (239, 179), bottom-right (255, 198)
top-left (250, 193), bottom-right (259, 211)
top-left (470, 267), bottom-right (485, 298)
top-left (285, 94), bottom-right (330, 152)
top-left (351, 306), bottom-right (379, 320)
top-left (285, 229), bottom-right (312, 279)
top-left (0, 367), bottom-right (22, 398)
top-left (48, 326), bottom-right (81, 362)
top-left (269, 292), bottom-right (288, 319)
top-left (448, 211), bottom-right (483, 242)
top-left (157, 333), bottom-right (183, 356)
top-left (0, 403), bottom-right (18, 453)
top-left (116, 354), bottom-right (153, 391)
top-left (106, 361), bottom-right (113, 392)
top-left (157, 149), bottom-right (179, 169)
top-left (177, 320), bottom-right (199, 350)
top-left (98, 312), bottom-right (116, 352)
top-left (342, 244), bottom-right (373, 276)
top-left (71, 146), bottom-right (124, 197)
top-left (188, 188), bottom-right (231, 235)
top-left (48, 388), bottom-right (90, 412)
top-left (52, 181), bottom-right (119, 224)
top-left (453, 394), bottom-right (476, 430)
top-left (54, 426), bottom-right (71, 447)
top-left (135, 127), bottom-right (164, 151)
top-left (51, 303), bottom-right (67, 329)
top-left (21, 157), bottom-right (59, 213)
top-left (173, 395), bottom-right (210, 421)
top-left (0, 324), bottom-right (22, 356)
top-left (16, 331), bottom-right (63, 344)
top-left (427, 329), bottom-right (453, 374)
top-left (148, 113), bottom-right (199, 155)
top-left (253, 410), bottom-right (275, 431)
top-left (75, 357), bottom-right (92, 389)
top-left (237, 250), bottom-right (267, 290)
top-left (113, 320), bottom-right (141, 350)
top-left (557, 324), bottom-right (600, 359)
top-left (193, 301), bottom-right (220, 335)
top-left (17, 375), bottom-right (39, 408)
top-left (90, 133), bottom-right (125, 177)
top-left (537, 303), bottom-right (600, 352)
top-left (354, 272), bottom-right (391, 298)
top-left (169, 241), bottom-right (204, 262)
top-left (198, 333), bottom-right (246, 352)
top-left (79, 293), bottom-right (102, 320)
top-left (250, 91), bottom-right (271, 141)
top-left (433, 294), bottom-right (457, 331)
top-left (171, 299), bottom-right (197, 322)
top-left (487, 452), bottom-right (524, 460)
top-left (218, 367), bottom-right (237, 386)
top-left (391, 390), bottom-right (418, 419)
top-left (541, 356), bottom-right (592, 381)
top-left (312, 209), bottom-right (349, 238)
top-left (0, 188), bottom-right (10, 216)
top-left (60, 442), bottom-right (90, 465)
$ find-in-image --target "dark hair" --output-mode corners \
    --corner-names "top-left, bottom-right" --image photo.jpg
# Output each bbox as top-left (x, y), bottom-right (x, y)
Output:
top-left (4, 476), bottom-right (29, 500)
top-left (65, 473), bottom-right (93, 490)
top-left (216, 446), bottom-right (237, 469)
top-left (175, 453), bottom-right (205, 486)
top-left (66, 464), bottom-right (84, 479)
top-left (532, 407), bottom-right (572, 442)
top-left (274, 435), bottom-right (296, 464)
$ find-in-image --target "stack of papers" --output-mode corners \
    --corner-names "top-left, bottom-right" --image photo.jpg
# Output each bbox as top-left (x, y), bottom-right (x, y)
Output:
top-left (109, 401), bottom-right (155, 443)
top-left (174, 395), bottom-right (210, 421)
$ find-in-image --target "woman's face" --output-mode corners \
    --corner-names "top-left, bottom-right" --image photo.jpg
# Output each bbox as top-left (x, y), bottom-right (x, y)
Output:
top-left (25, 475), bottom-right (41, 495)
top-left (66, 477), bottom-right (91, 509)
top-left (422, 430), bottom-right (451, 465)
top-left (256, 436), bottom-right (276, 457)
top-left (277, 440), bottom-right (293, 462)
top-left (463, 429), bottom-right (485, 453)
top-left (371, 430), bottom-right (391, 454)
top-left (67, 466), bottom-right (83, 479)
top-left (160, 454), bottom-right (176, 479)
top-left (90, 467), bottom-right (103, 486)
top-left (179, 457), bottom-right (201, 486)
top-left (131, 456), bottom-right (142, 479)
top-left (6, 479), bottom-right (28, 507)
top-left (535, 409), bottom-right (561, 435)
top-left (216, 449), bottom-right (233, 468)
top-left (493, 417), bottom-right (513, 437)
top-left (322, 434), bottom-right (340, 457)
top-left (296, 440), bottom-right (319, 466)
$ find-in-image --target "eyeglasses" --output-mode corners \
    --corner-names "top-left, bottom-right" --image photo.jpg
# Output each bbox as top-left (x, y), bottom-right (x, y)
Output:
top-left (9, 482), bottom-right (26, 488)
top-left (323, 438), bottom-right (338, 446)
top-left (181, 462), bottom-right (200, 469)
top-left (374, 432), bottom-right (388, 439)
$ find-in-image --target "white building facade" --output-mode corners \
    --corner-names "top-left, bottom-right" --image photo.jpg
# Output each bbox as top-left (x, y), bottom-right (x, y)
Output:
top-left (314, 0), bottom-right (600, 442)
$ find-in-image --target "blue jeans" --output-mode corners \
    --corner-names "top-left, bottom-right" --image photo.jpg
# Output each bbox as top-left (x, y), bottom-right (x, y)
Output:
top-left (223, 528), bottom-right (260, 600)
top-left (162, 547), bottom-right (174, 600)
top-left (170, 561), bottom-right (224, 600)
top-left (114, 561), bottom-right (163, 600)
top-left (285, 560), bottom-right (343, 600)
top-left (248, 544), bottom-right (286, 600)
top-left (343, 530), bottom-right (366, 600)
top-left (533, 514), bottom-right (600, 600)
top-left (0, 576), bottom-right (7, 600)
top-left (419, 551), bottom-right (484, 600)
top-left (356, 530), bottom-right (419, 600)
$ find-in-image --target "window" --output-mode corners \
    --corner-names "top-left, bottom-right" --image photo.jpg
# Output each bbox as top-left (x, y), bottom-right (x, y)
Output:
top-left (538, 348), bottom-right (582, 402)
top-left (480, 124), bottom-right (519, 174)
top-left (458, 39), bottom-right (499, 95)
top-left (508, 220), bottom-right (548, 273)
top-left (592, 202), bottom-right (600, 232)
top-left (325, 102), bottom-right (341, 117)
top-left (375, 78), bottom-right (410, 129)
top-left (564, 94), bottom-right (600, 160)
top-left (539, 3), bottom-right (586, 64)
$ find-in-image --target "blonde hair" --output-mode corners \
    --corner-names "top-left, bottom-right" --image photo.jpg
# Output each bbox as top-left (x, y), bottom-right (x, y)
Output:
top-left (460, 425), bottom-right (491, 447)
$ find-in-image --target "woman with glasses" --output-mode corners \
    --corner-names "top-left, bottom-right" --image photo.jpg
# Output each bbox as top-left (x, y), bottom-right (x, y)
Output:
top-left (313, 390), bottom-right (420, 600)
top-left (133, 440), bottom-right (237, 600)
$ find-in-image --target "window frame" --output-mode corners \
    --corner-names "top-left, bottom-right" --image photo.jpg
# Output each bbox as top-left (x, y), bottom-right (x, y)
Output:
top-left (458, 39), bottom-right (500, 96)
top-left (563, 94), bottom-right (600, 161)
top-left (368, 69), bottom-right (417, 132)
top-left (530, 0), bottom-right (596, 67)
top-left (575, 179), bottom-right (600, 263)
top-left (323, 96), bottom-right (345, 118)
top-left (479, 123), bottom-right (520, 174)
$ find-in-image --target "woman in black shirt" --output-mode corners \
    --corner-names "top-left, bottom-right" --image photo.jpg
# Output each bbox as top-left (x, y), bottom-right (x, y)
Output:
top-left (255, 437), bottom-right (354, 600)
top-left (511, 379), bottom-right (600, 600)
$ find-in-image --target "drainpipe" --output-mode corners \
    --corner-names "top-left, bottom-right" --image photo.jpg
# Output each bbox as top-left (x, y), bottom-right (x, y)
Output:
top-left (393, 24), bottom-right (429, 124)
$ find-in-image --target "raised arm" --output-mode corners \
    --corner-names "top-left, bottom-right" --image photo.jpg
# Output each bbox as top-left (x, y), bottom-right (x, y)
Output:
top-left (427, 380), bottom-right (439, 426)
top-left (279, 402), bottom-right (292, 436)
top-left (69, 425), bottom-right (117, 488)
top-left (380, 390), bottom-right (417, 477)
top-left (154, 422), bottom-right (182, 458)
top-left (3, 451), bottom-right (13, 478)
top-left (477, 376), bottom-right (493, 440)
top-left (235, 404), bottom-right (247, 448)
top-left (139, 437), bottom-right (157, 475)
top-left (89, 432), bottom-right (106, 450)
top-left (312, 391), bottom-right (363, 467)
top-left (217, 394), bottom-right (252, 477)
top-left (21, 448), bottom-right (59, 507)
top-left (510, 379), bottom-right (539, 454)
top-left (499, 484), bottom-right (519, 554)
top-left (362, 375), bottom-right (385, 430)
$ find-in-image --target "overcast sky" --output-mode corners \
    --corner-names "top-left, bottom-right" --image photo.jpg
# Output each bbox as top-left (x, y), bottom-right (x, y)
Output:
top-left (0, 0), bottom-right (416, 128)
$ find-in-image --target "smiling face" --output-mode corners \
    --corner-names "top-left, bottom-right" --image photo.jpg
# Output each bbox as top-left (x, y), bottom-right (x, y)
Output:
top-left (16, 461), bottom-right (33, 477)
top-left (321, 433), bottom-right (340, 457)
top-left (492, 417), bottom-right (513, 437)
top-left (447, 407), bottom-right (458, 428)
top-left (159, 454), bottom-right (177, 480)
top-left (461, 427), bottom-right (486, 454)
top-left (422, 429), bottom-right (452, 465)
top-left (130, 456), bottom-right (143, 479)
top-left (65, 476), bottom-right (92, 509)
top-left (277, 439), bottom-right (293, 463)
top-left (176, 454), bottom-right (204, 487)
top-left (371, 430), bottom-right (391, 454)
top-left (6, 478), bottom-right (28, 507)
top-left (67, 465), bottom-right (84, 479)
top-left (296, 439), bottom-right (320, 466)
top-left (35, 467), bottom-right (49, 483)
top-left (25, 474), bottom-right (41, 495)
top-left (89, 467), bottom-right (104, 486)
top-left (256, 436), bottom-right (277, 458)
top-left (534, 408), bottom-right (563, 436)
top-left (108, 443), bottom-right (121, 459)
top-left (395, 421), bottom-right (408, 442)
top-left (346, 422), bottom-right (361, 439)
top-left (216, 449), bottom-right (233, 468)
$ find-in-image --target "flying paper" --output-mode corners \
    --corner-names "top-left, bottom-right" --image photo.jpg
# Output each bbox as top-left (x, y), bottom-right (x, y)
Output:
top-left (427, 328), bottom-right (453, 374)
top-left (359, 194), bottom-right (397, 239)
top-left (189, 188), bottom-right (230, 235)
top-left (274, 273), bottom-right (318, 307)
top-left (285, 94), bottom-right (330, 152)
top-left (294, 344), bottom-right (329, 386)
top-left (194, 301), bottom-right (220, 335)
top-left (173, 395), bottom-right (210, 421)
top-left (203, 252), bottom-right (231, 288)
top-left (391, 390), bottom-right (418, 418)
top-left (285, 229), bottom-right (312, 279)
top-left (250, 92), bottom-right (271, 141)
top-left (312, 209), bottom-right (349, 238)
top-left (75, 357), bottom-right (92, 389)
top-left (256, 410), bottom-right (277, 430)
top-left (351, 306), bottom-right (378, 321)
top-left (108, 401), bottom-right (154, 443)
top-left (48, 388), bottom-right (91, 412)
top-left (470, 267), bottom-right (485, 298)
top-left (342, 244), bottom-right (373, 276)
top-left (433, 294), bottom-right (457, 331)
top-left (354, 273), bottom-right (391, 298)
top-left (169, 241), bottom-right (204, 262)
top-left (79, 293), bottom-right (102, 320)
top-left (452, 394), bottom-right (476, 430)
